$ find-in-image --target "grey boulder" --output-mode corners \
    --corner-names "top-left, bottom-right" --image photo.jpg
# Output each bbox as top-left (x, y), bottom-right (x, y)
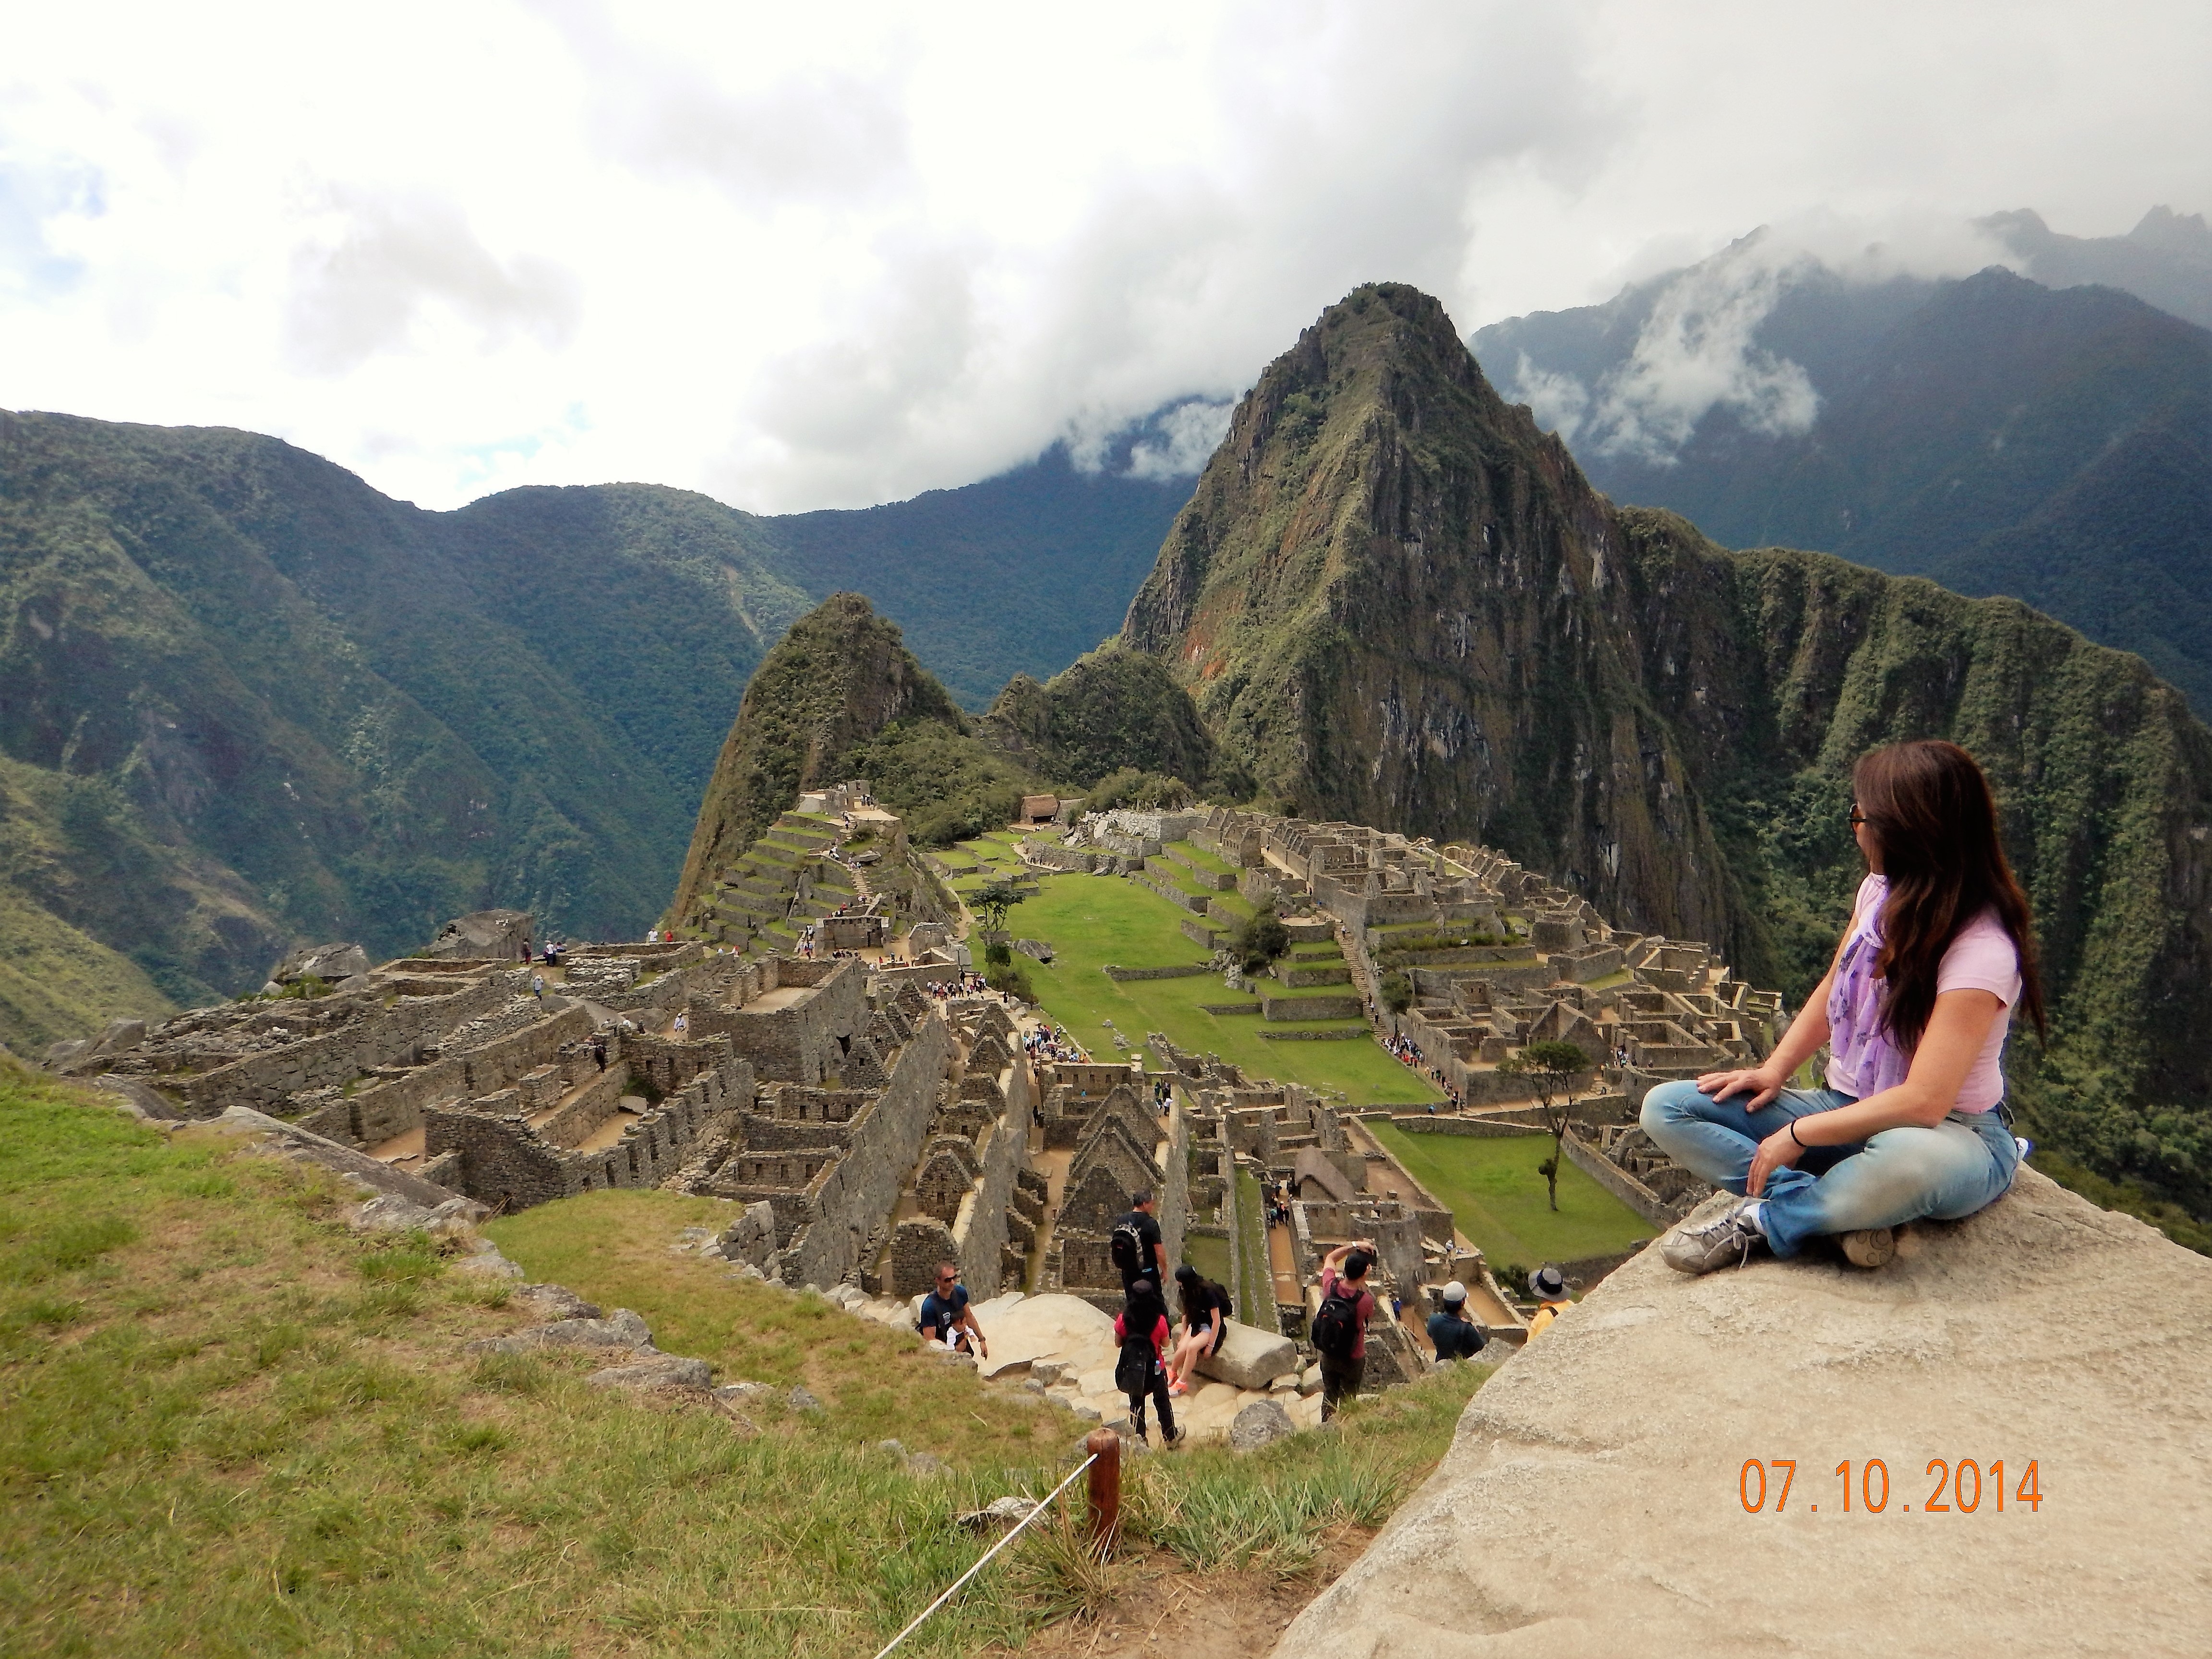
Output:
top-left (586, 1355), bottom-right (711, 1391)
top-left (272, 943), bottom-right (371, 986)
top-left (1228, 1399), bottom-right (1296, 1452)
top-left (514, 1283), bottom-right (602, 1321)
top-left (1194, 1320), bottom-right (1298, 1390)
top-left (468, 1307), bottom-right (651, 1356)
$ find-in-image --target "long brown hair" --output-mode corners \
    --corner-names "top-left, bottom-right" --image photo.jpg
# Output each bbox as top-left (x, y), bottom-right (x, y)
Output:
top-left (1854, 740), bottom-right (2045, 1049)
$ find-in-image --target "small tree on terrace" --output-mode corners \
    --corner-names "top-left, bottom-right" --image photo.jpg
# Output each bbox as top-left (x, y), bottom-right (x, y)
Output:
top-left (1231, 905), bottom-right (1290, 975)
top-left (972, 879), bottom-right (1025, 941)
top-left (1499, 1039), bottom-right (1595, 1212)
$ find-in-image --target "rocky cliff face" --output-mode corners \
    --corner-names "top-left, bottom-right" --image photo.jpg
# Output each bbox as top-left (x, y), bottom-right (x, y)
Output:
top-left (1122, 283), bottom-right (2212, 1209)
top-left (981, 646), bottom-right (1222, 793)
top-left (1121, 283), bottom-right (1743, 950)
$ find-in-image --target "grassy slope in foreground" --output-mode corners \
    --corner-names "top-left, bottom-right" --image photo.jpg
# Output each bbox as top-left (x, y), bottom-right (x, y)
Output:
top-left (1009, 871), bottom-right (1442, 1105)
top-left (1369, 1121), bottom-right (1654, 1270)
top-left (0, 1066), bottom-right (1493, 1656)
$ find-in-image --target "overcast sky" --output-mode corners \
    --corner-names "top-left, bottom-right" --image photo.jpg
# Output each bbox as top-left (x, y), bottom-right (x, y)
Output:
top-left (3, 1), bottom-right (2207, 513)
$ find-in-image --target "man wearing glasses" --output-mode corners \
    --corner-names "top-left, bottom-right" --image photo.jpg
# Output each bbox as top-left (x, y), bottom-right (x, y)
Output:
top-left (917, 1261), bottom-right (988, 1359)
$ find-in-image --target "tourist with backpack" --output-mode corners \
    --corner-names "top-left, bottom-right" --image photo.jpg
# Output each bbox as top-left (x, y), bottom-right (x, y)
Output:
top-left (1109, 1190), bottom-right (1166, 1294)
top-left (1310, 1239), bottom-right (1377, 1421)
top-left (1166, 1263), bottom-right (1232, 1396)
top-left (1114, 1278), bottom-right (1182, 1445)
top-left (1426, 1281), bottom-right (1487, 1361)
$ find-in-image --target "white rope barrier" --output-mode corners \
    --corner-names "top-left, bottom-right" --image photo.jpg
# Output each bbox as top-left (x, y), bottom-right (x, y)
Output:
top-left (869, 1452), bottom-right (1099, 1659)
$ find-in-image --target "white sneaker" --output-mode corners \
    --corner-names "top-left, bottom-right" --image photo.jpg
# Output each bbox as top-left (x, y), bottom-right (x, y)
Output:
top-left (1659, 1203), bottom-right (1768, 1275)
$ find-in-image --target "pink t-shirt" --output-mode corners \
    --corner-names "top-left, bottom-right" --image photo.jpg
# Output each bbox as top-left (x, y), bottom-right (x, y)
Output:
top-left (1826, 874), bottom-right (2021, 1112)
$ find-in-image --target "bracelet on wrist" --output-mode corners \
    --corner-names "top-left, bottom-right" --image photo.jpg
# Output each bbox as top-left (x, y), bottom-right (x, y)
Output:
top-left (1789, 1120), bottom-right (1806, 1148)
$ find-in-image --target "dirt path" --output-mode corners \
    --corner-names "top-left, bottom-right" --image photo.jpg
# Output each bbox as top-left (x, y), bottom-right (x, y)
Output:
top-left (1267, 1217), bottom-right (1302, 1308)
top-left (1026, 1147), bottom-right (1074, 1293)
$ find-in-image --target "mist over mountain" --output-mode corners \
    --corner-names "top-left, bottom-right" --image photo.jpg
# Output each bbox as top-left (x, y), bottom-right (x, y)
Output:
top-left (1473, 209), bottom-right (2212, 710)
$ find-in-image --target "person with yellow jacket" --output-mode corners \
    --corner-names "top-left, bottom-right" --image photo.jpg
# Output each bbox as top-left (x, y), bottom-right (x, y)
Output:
top-left (1526, 1264), bottom-right (1573, 1337)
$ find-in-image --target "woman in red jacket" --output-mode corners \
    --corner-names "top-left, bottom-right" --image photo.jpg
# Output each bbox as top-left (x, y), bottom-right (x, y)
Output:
top-left (1114, 1278), bottom-right (1183, 1446)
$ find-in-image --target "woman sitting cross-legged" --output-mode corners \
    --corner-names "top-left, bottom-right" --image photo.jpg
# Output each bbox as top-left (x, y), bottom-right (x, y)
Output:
top-left (1166, 1263), bottom-right (1231, 1396)
top-left (1644, 739), bottom-right (2044, 1274)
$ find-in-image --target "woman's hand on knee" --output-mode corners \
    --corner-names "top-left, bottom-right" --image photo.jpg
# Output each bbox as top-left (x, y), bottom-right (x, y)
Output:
top-left (1748, 1128), bottom-right (1806, 1196)
top-left (1697, 1064), bottom-right (1783, 1110)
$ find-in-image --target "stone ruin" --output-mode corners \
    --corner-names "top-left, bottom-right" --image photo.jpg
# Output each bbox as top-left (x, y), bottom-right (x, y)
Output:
top-left (1040, 1073), bottom-right (1190, 1310)
top-left (1141, 1034), bottom-right (1476, 1382)
top-left (1178, 805), bottom-right (1786, 1216)
top-left (43, 779), bottom-right (1808, 1398)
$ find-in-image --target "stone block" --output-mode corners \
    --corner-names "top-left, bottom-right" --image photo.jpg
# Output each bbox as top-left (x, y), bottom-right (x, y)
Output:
top-left (586, 1355), bottom-right (711, 1390)
top-left (1194, 1319), bottom-right (1298, 1390)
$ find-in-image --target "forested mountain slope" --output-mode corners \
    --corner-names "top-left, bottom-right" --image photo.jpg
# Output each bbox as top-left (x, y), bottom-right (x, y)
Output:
top-left (1121, 282), bottom-right (2212, 1212)
top-left (0, 412), bottom-right (1187, 1047)
top-left (1474, 247), bottom-right (2212, 712)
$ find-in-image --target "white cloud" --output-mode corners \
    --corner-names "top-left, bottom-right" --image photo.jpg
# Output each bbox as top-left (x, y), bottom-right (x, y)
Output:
top-left (284, 188), bottom-right (581, 375)
top-left (1124, 400), bottom-right (1236, 481)
top-left (0, 0), bottom-right (2205, 511)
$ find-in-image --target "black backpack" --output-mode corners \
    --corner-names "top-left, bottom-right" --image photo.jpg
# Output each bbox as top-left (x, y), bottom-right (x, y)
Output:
top-left (1109, 1217), bottom-right (1144, 1279)
top-left (1310, 1286), bottom-right (1362, 1360)
top-left (1114, 1327), bottom-right (1156, 1395)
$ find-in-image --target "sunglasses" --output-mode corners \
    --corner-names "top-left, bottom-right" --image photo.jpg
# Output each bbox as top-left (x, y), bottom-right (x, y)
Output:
top-left (1848, 807), bottom-right (1869, 830)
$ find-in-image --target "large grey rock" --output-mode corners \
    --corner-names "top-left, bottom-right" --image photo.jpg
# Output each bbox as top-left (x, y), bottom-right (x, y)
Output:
top-left (43, 1038), bottom-right (90, 1071)
top-left (423, 909), bottom-right (532, 962)
top-left (586, 1354), bottom-right (710, 1391)
top-left (1270, 1171), bottom-right (2212, 1659)
top-left (90, 1017), bottom-right (149, 1056)
top-left (514, 1283), bottom-right (602, 1322)
top-left (467, 1308), bottom-right (651, 1356)
top-left (1228, 1398), bottom-right (1296, 1452)
top-left (453, 1238), bottom-right (525, 1279)
top-left (1194, 1319), bottom-right (1298, 1390)
top-left (209, 1106), bottom-right (476, 1210)
top-left (271, 943), bottom-right (370, 986)
top-left (94, 1075), bottom-right (185, 1123)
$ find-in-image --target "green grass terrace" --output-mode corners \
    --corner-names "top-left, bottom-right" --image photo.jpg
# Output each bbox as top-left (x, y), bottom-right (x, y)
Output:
top-left (1005, 870), bottom-right (1440, 1106)
top-left (1367, 1120), bottom-right (1654, 1274)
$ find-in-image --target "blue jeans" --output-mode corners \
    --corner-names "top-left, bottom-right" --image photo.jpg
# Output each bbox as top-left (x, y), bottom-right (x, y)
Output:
top-left (1640, 1081), bottom-right (2020, 1258)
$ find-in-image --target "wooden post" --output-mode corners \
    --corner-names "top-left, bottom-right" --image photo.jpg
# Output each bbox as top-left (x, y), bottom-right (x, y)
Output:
top-left (1083, 1428), bottom-right (1121, 1558)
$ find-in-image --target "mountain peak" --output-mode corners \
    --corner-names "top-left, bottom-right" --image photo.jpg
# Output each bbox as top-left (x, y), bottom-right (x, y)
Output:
top-left (1120, 281), bottom-right (1733, 945)
top-left (667, 592), bottom-right (963, 925)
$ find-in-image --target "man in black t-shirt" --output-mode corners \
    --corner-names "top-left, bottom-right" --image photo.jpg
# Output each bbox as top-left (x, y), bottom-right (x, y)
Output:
top-left (1110, 1191), bottom-right (1165, 1293)
top-left (917, 1262), bottom-right (987, 1358)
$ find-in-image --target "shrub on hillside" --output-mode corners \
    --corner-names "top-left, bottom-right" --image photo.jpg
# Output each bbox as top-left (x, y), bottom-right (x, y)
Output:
top-left (1379, 971), bottom-right (1413, 1014)
top-left (1085, 768), bottom-right (1195, 813)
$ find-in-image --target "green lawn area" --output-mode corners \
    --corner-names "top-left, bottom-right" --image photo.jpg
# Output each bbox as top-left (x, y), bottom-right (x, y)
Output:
top-left (1162, 839), bottom-right (1235, 876)
top-left (0, 1060), bottom-right (1497, 1658)
top-left (1009, 874), bottom-right (1439, 1106)
top-left (1368, 1122), bottom-right (1653, 1270)
top-left (1184, 1231), bottom-right (1232, 1287)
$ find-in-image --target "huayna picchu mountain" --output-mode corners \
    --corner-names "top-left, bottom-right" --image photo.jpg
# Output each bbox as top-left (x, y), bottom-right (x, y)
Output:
top-left (1118, 282), bottom-right (2212, 1213)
